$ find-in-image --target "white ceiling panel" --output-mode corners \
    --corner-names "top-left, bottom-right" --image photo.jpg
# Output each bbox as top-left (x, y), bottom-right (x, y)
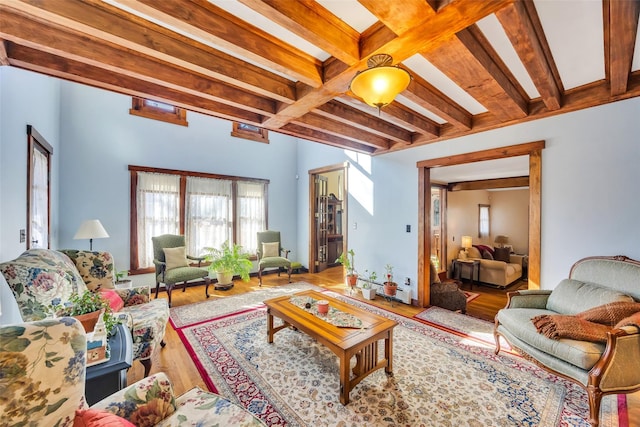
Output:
top-left (534, 0), bottom-right (604, 90)
top-left (316, 0), bottom-right (378, 33)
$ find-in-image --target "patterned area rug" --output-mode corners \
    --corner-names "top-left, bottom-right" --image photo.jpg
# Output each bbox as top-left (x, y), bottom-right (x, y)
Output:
top-left (170, 282), bottom-right (324, 328)
top-left (174, 287), bottom-right (625, 426)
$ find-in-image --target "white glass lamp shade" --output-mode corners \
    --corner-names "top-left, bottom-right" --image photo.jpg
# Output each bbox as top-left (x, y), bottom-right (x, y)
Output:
top-left (350, 54), bottom-right (411, 109)
top-left (74, 220), bottom-right (109, 250)
top-left (461, 236), bottom-right (473, 250)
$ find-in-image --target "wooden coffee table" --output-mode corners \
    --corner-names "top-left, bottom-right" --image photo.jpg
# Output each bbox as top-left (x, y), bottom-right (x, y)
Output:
top-left (264, 290), bottom-right (398, 405)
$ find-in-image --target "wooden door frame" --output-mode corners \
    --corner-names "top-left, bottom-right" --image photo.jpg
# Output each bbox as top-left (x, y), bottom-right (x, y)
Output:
top-left (308, 162), bottom-right (349, 274)
top-left (416, 141), bottom-right (544, 307)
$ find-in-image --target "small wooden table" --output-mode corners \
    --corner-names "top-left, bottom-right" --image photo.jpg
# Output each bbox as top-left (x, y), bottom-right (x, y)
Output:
top-left (453, 258), bottom-right (480, 289)
top-left (264, 290), bottom-right (397, 405)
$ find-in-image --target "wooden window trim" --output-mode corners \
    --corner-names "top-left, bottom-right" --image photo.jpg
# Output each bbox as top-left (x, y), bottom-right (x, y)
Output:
top-left (27, 125), bottom-right (53, 249)
top-left (231, 122), bottom-right (269, 143)
top-left (128, 165), bottom-right (268, 275)
top-left (129, 97), bottom-right (188, 127)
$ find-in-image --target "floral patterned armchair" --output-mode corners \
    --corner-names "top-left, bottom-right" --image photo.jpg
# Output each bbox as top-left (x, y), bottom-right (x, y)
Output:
top-left (0, 317), bottom-right (266, 426)
top-left (0, 248), bottom-right (169, 376)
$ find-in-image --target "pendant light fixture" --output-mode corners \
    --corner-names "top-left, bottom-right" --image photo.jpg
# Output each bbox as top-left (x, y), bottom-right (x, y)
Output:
top-left (349, 54), bottom-right (411, 110)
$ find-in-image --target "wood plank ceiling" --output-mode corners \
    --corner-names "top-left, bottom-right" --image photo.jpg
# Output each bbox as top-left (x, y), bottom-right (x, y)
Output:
top-left (0, 0), bottom-right (638, 155)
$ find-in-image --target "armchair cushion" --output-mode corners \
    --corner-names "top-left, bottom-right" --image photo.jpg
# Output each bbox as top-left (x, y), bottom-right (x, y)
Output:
top-left (99, 289), bottom-right (125, 312)
top-left (163, 246), bottom-right (189, 270)
top-left (261, 241), bottom-right (279, 258)
top-left (60, 250), bottom-right (114, 292)
top-left (546, 279), bottom-right (634, 314)
top-left (493, 247), bottom-right (511, 262)
top-left (73, 409), bottom-right (135, 427)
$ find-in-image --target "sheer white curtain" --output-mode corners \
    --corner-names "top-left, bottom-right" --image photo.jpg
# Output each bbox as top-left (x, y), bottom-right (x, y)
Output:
top-left (237, 181), bottom-right (266, 254)
top-left (185, 176), bottom-right (232, 256)
top-left (30, 148), bottom-right (49, 248)
top-left (137, 172), bottom-right (180, 268)
top-left (479, 204), bottom-right (490, 238)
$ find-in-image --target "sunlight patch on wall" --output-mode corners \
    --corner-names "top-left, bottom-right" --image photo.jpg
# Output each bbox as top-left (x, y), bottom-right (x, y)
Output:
top-left (345, 150), bottom-right (374, 215)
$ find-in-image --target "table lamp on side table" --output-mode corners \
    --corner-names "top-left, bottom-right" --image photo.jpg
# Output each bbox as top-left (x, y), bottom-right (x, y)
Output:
top-left (74, 219), bottom-right (109, 251)
top-left (460, 236), bottom-right (472, 259)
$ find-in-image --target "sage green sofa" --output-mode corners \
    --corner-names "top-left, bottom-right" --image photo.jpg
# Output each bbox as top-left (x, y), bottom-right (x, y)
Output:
top-left (494, 255), bottom-right (640, 427)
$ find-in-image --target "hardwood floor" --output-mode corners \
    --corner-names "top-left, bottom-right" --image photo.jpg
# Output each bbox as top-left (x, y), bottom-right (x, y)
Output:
top-left (126, 266), bottom-right (512, 395)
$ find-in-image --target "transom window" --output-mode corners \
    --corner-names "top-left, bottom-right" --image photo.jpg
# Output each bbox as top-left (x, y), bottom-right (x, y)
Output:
top-left (129, 166), bottom-right (268, 273)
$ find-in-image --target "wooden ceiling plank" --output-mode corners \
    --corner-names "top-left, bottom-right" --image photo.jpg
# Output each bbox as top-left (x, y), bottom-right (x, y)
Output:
top-left (495, 1), bottom-right (562, 110)
top-left (423, 33), bottom-right (528, 122)
top-left (9, 43), bottom-right (264, 125)
top-left (403, 72), bottom-right (473, 129)
top-left (358, 0), bottom-right (436, 38)
top-left (237, 0), bottom-right (360, 64)
top-left (122, 0), bottom-right (323, 87)
top-left (605, 0), bottom-right (640, 96)
top-left (0, 39), bottom-right (9, 65)
top-left (0, 10), bottom-right (276, 115)
top-left (338, 95), bottom-right (440, 137)
top-left (17, 0), bottom-right (297, 103)
top-left (315, 101), bottom-right (412, 144)
top-left (294, 112), bottom-right (390, 150)
top-left (281, 123), bottom-right (376, 154)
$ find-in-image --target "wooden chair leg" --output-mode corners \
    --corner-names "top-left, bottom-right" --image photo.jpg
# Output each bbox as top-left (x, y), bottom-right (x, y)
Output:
top-left (182, 281), bottom-right (187, 292)
top-left (154, 283), bottom-right (160, 299)
top-left (166, 284), bottom-right (173, 307)
top-left (287, 266), bottom-right (292, 283)
top-left (205, 277), bottom-right (211, 298)
top-left (587, 386), bottom-right (602, 427)
top-left (140, 358), bottom-right (152, 377)
top-left (259, 268), bottom-right (263, 286)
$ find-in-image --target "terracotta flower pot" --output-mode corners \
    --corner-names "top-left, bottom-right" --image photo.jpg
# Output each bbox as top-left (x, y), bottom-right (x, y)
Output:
top-left (74, 310), bottom-right (102, 333)
top-left (383, 282), bottom-right (398, 297)
top-left (346, 274), bottom-right (358, 287)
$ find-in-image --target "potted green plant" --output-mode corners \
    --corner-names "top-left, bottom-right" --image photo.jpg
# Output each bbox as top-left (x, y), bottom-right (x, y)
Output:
top-left (383, 263), bottom-right (397, 297)
top-left (204, 241), bottom-right (253, 289)
top-left (335, 249), bottom-right (358, 290)
top-left (361, 269), bottom-right (377, 300)
top-left (114, 269), bottom-right (132, 288)
top-left (61, 291), bottom-right (117, 334)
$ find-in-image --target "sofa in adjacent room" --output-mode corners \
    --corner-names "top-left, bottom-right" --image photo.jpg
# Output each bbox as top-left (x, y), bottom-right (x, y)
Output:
top-left (494, 255), bottom-right (640, 427)
top-left (460, 245), bottom-right (524, 287)
top-left (0, 248), bottom-right (170, 376)
top-left (0, 317), bottom-right (265, 426)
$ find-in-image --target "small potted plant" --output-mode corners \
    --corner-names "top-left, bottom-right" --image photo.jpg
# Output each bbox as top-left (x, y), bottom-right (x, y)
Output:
top-left (361, 269), bottom-right (377, 300)
top-left (335, 249), bottom-right (358, 291)
top-left (383, 263), bottom-right (397, 297)
top-left (114, 269), bottom-right (132, 288)
top-left (204, 240), bottom-right (253, 289)
top-left (61, 291), bottom-right (117, 334)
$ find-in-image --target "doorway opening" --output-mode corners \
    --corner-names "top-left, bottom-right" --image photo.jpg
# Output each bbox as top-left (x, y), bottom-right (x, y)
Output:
top-left (308, 163), bottom-right (348, 274)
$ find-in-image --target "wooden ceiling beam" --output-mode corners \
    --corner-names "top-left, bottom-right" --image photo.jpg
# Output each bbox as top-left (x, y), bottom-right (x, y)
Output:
top-left (293, 112), bottom-right (391, 150)
top-left (403, 72), bottom-right (473, 129)
top-left (237, 0), bottom-right (360, 64)
top-left (496, 0), bottom-right (562, 110)
top-left (604, 0), bottom-right (640, 96)
top-left (418, 141), bottom-right (545, 168)
top-left (123, 0), bottom-right (323, 87)
top-left (16, 0), bottom-right (297, 103)
top-left (448, 176), bottom-right (529, 191)
top-left (280, 123), bottom-right (376, 154)
top-left (314, 101), bottom-right (413, 144)
top-left (0, 10), bottom-right (277, 115)
top-left (423, 28), bottom-right (528, 122)
top-left (0, 39), bottom-right (9, 65)
top-left (8, 43), bottom-right (265, 125)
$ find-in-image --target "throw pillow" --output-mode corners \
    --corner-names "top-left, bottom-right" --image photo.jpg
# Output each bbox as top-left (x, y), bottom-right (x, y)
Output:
top-left (163, 246), bottom-right (189, 270)
top-left (74, 409), bottom-right (135, 427)
top-left (262, 242), bottom-right (280, 258)
top-left (99, 289), bottom-right (124, 312)
top-left (481, 250), bottom-right (494, 260)
top-left (494, 247), bottom-right (511, 263)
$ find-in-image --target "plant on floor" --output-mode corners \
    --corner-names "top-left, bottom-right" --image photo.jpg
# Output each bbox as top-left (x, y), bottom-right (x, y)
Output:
top-left (383, 264), bottom-right (397, 296)
top-left (204, 240), bottom-right (253, 283)
top-left (336, 249), bottom-right (358, 288)
top-left (361, 269), bottom-right (377, 288)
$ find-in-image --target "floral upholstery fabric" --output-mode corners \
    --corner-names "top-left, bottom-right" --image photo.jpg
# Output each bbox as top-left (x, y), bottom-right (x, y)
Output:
top-left (59, 249), bottom-right (115, 291)
top-left (0, 249), bottom-right (88, 321)
top-left (2, 319), bottom-right (263, 426)
top-left (0, 317), bottom-right (88, 427)
top-left (1, 249), bottom-right (169, 369)
top-left (121, 298), bottom-right (169, 360)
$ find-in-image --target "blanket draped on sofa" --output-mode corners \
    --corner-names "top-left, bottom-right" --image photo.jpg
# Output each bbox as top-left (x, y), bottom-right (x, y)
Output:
top-left (532, 301), bottom-right (640, 343)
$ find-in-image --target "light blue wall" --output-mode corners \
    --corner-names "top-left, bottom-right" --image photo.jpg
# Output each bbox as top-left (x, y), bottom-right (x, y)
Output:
top-left (0, 68), bottom-right (61, 322)
top-left (297, 97), bottom-right (640, 295)
top-left (58, 81), bottom-right (299, 285)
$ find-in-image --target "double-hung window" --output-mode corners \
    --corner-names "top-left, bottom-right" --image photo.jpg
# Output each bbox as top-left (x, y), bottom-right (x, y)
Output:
top-left (130, 166), bottom-right (268, 273)
top-left (478, 204), bottom-right (490, 238)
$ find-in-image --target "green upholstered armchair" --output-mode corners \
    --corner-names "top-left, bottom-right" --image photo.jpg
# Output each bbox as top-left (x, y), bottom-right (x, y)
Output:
top-left (152, 234), bottom-right (210, 307)
top-left (256, 230), bottom-right (292, 286)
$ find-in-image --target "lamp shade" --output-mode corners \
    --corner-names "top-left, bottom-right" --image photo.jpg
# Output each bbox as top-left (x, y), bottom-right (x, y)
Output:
top-left (461, 236), bottom-right (473, 249)
top-left (494, 235), bottom-right (509, 245)
top-left (350, 54), bottom-right (411, 109)
top-left (74, 220), bottom-right (109, 240)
